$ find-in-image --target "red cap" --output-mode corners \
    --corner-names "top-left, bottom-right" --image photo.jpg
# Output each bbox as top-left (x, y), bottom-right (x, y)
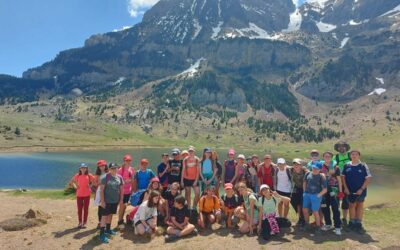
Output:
top-left (140, 159), bottom-right (149, 164)
top-left (123, 155), bottom-right (132, 161)
top-left (150, 177), bottom-right (160, 183)
top-left (97, 160), bottom-right (107, 166)
top-left (224, 183), bottom-right (233, 190)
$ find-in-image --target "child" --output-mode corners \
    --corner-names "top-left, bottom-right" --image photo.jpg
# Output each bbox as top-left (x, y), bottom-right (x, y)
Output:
top-left (257, 154), bottom-right (276, 189)
top-left (163, 182), bottom-right (181, 223)
top-left (157, 153), bottom-right (170, 194)
top-left (236, 154), bottom-right (247, 184)
top-left (224, 149), bottom-right (238, 185)
top-left (168, 149), bottom-right (183, 186)
top-left (165, 195), bottom-right (197, 242)
top-left (220, 183), bottom-right (243, 228)
top-left (200, 147), bottom-right (217, 193)
top-left (133, 159), bottom-right (156, 191)
top-left (334, 141), bottom-right (351, 226)
top-left (274, 158), bottom-right (292, 220)
top-left (307, 149), bottom-right (321, 171)
top-left (290, 158), bottom-right (308, 226)
top-left (245, 155), bottom-right (259, 192)
top-left (99, 163), bottom-right (124, 244)
top-left (320, 151), bottom-right (343, 235)
top-left (237, 182), bottom-right (260, 235)
top-left (211, 151), bottom-right (223, 197)
top-left (342, 149), bottom-right (371, 234)
top-left (133, 190), bottom-right (161, 236)
top-left (93, 160), bottom-right (108, 229)
top-left (143, 177), bottom-right (167, 225)
top-left (117, 155), bottom-right (135, 229)
top-left (198, 186), bottom-right (222, 229)
top-left (302, 163), bottom-right (327, 234)
top-left (258, 184), bottom-right (290, 241)
top-left (69, 163), bottom-right (94, 229)
top-left (181, 146), bottom-right (201, 212)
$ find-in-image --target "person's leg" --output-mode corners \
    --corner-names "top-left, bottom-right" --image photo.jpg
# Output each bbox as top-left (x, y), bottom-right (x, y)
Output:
top-left (193, 186), bottom-right (200, 210)
top-left (278, 201), bottom-right (283, 217)
top-left (348, 202), bottom-right (357, 229)
top-left (185, 186), bottom-right (192, 209)
top-left (322, 196), bottom-right (332, 226)
top-left (283, 200), bottom-right (290, 218)
top-left (77, 197), bottom-right (83, 225)
top-left (83, 196), bottom-right (90, 225)
top-left (135, 223), bottom-right (146, 235)
top-left (215, 177), bottom-right (220, 197)
top-left (355, 201), bottom-right (365, 231)
top-left (303, 208), bottom-right (310, 224)
top-left (261, 219), bottom-right (271, 240)
top-left (180, 223), bottom-right (195, 236)
top-left (208, 214), bottom-right (216, 224)
top-left (215, 211), bottom-right (222, 223)
top-left (98, 206), bottom-right (102, 223)
top-left (226, 209), bottom-right (234, 228)
top-left (331, 197), bottom-right (341, 229)
top-left (313, 211), bottom-right (321, 227)
top-left (118, 203), bottom-right (126, 224)
top-left (198, 212), bottom-right (206, 229)
top-left (166, 226), bottom-right (180, 236)
top-left (239, 221), bottom-right (250, 234)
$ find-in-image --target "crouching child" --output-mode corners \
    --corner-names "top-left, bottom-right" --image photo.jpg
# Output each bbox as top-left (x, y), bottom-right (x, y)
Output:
top-left (198, 186), bottom-right (222, 229)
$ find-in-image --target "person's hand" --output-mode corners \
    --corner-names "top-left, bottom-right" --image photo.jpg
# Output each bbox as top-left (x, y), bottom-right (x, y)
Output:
top-left (317, 194), bottom-right (322, 198)
top-left (193, 181), bottom-right (198, 187)
top-left (101, 201), bottom-right (106, 209)
top-left (272, 191), bottom-right (278, 196)
top-left (257, 224), bottom-right (262, 235)
top-left (344, 188), bottom-right (350, 195)
top-left (356, 189), bottom-right (363, 195)
top-left (338, 192), bottom-right (344, 200)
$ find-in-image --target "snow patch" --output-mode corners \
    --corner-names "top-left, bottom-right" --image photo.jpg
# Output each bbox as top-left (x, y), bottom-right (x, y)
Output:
top-left (376, 77), bottom-right (385, 85)
top-left (193, 19), bottom-right (202, 39)
top-left (178, 58), bottom-right (206, 78)
top-left (368, 88), bottom-right (386, 96)
top-left (237, 23), bottom-right (282, 40)
top-left (316, 21), bottom-right (337, 32)
top-left (113, 77), bottom-right (126, 86)
top-left (211, 21), bottom-right (223, 40)
top-left (112, 26), bottom-right (132, 32)
top-left (283, 8), bottom-right (302, 32)
top-left (380, 4), bottom-right (400, 17)
top-left (349, 19), bottom-right (361, 25)
top-left (304, 0), bottom-right (330, 8)
top-left (340, 37), bottom-right (350, 48)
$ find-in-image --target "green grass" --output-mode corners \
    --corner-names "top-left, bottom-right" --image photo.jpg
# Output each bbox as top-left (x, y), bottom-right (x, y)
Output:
top-left (7, 189), bottom-right (76, 200)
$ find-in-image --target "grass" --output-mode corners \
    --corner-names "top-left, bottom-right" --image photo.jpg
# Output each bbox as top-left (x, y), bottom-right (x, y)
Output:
top-left (8, 189), bottom-right (76, 200)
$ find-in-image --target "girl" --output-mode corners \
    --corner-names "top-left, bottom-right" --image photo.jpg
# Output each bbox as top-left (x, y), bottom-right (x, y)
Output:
top-left (237, 182), bottom-right (260, 235)
top-left (342, 150), bottom-right (371, 234)
top-left (224, 149), bottom-right (238, 185)
top-left (93, 160), bottom-right (108, 229)
top-left (162, 182), bottom-right (181, 224)
top-left (236, 154), bottom-right (247, 184)
top-left (134, 190), bottom-right (161, 236)
top-left (117, 154), bottom-right (135, 229)
top-left (200, 148), bottom-right (217, 193)
top-left (220, 183), bottom-right (243, 228)
top-left (211, 151), bottom-right (223, 197)
top-left (198, 186), bottom-right (222, 229)
top-left (246, 155), bottom-right (259, 192)
top-left (181, 146), bottom-right (200, 212)
top-left (290, 158), bottom-right (308, 226)
top-left (258, 184), bottom-right (290, 240)
top-left (69, 163), bottom-right (94, 229)
top-left (143, 177), bottom-right (167, 225)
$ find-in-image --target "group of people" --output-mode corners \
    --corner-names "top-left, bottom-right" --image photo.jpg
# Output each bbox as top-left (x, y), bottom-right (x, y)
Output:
top-left (68, 141), bottom-right (372, 244)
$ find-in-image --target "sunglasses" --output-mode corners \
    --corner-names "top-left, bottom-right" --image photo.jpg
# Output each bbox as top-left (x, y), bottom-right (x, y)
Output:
top-left (311, 153), bottom-right (319, 157)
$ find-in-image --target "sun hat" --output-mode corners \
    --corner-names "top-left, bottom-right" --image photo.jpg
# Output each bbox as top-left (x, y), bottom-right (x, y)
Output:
top-left (237, 154), bottom-right (245, 160)
top-left (334, 141), bottom-right (351, 152)
top-left (310, 149), bottom-right (320, 155)
top-left (277, 158), bottom-right (286, 164)
top-left (123, 155), bottom-right (132, 161)
top-left (292, 158), bottom-right (302, 165)
top-left (224, 183), bottom-right (233, 190)
top-left (97, 160), bottom-right (107, 166)
top-left (188, 146), bottom-right (195, 152)
top-left (181, 150), bottom-right (189, 156)
top-left (260, 184), bottom-right (270, 192)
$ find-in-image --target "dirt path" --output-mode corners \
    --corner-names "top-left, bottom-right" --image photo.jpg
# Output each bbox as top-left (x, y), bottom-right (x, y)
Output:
top-left (0, 193), bottom-right (398, 250)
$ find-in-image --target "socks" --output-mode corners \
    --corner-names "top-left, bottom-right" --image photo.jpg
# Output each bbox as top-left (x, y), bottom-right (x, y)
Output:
top-left (106, 223), bottom-right (111, 231)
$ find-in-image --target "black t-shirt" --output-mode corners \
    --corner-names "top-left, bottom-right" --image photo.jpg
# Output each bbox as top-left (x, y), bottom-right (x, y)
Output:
top-left (168, 159), bottom-right (183, 184)
top-left (162, 190), bottom-right (178, 210)
top-left (222, 194), bottom-right (243, 209)
top-left (171, 205), bottom-right (190, 224)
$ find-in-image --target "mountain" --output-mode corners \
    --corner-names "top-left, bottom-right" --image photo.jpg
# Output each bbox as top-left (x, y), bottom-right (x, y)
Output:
top-left (2, 0), bottom-right (400, 116)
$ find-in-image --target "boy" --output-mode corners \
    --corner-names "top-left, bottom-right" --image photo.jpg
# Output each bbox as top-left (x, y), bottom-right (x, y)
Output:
top-left (198, 186), bottom-right (222, 229)
top-left (220, 183), bottom-right (243, 228)
top-left (117, 155), bottom-right (135, 229)
top-left (165, 195), bottom-right (197, 242)
top-left (302, 163), bottom-right (327, 234)
top-left (342, 149), bottom-right (371, 234)
top-left (274, 158), bottom-right (292, 220)
top-left (157, 153), bottom-right (170, 193)
top-left (257, 154), bottom-right (276, 189)
top-left (168, 148), bottom-right (183, 186)
top-left (290, 158), bottom-right (308, 226)
top-left (133, 159), bottom-right (156, 191)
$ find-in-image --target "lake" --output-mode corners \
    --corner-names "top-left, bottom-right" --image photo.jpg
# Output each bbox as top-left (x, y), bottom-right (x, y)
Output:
top-left (0, 148), bottom-right (398, 205)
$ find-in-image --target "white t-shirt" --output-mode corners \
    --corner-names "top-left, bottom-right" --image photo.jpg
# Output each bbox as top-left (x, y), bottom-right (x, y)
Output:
top-left (277, 169), bottom-right (292, 193)
top-left (133, 200), bottom-right (158, 224)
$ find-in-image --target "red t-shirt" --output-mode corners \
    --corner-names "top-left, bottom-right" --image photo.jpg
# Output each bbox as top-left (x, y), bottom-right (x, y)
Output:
top-left (74, 174), bottom-right (94, 197)
top-left (257, 164), bottom-right (274, 188)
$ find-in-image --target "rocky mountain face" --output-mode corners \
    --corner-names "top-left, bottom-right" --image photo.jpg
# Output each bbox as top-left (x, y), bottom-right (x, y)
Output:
top-left (2, 0), bottom-right (400, 118)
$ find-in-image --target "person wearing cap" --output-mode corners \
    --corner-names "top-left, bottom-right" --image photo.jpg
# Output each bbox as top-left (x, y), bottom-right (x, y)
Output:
top-left (168, 148), bottom-right (183, 186)
top-left (342, 149), bottom-right (371, 234)
top-left (223, 148), bottom-right (238, 185)
top-left (258, 154), bottom-right (276, 190)
top-left (236, 154), bottom-right (247, 184)
top-left (199, 147), bottom-right (217, 193)
top-left (94, 160), bottom-right (108, 229)
top-left (99, 163), bottom-right (124, 243)
top-left (320, 151), bottom-right (343, 235)
top-left (181, 146), bottom-right (201, 213)
top-left (220, 183), bottom-right (243, 228)
top-left (117, 155), bottom-right (136, 229)
top-left (180, 150), bottom-right (189, 160)
top-left (307, 149), bottom-right (321, 171)
top-left (157, 153), bottom-right (170, 194)
top-left (334, 141), bottom-right (351, 227)
top-left (198, 186), bottom-right (222, 230)
top-left (133, 159), bottom-right (156, 192)
top-left (302, 162), bottom-right (328, 234)
top-left (289, 158), bottom-right (308, 227)
top-left (68, 163), bottom-right (95, 229)
top-left (274, 158), bottom-right (292, 221)
top-left (258, 184), bottom-right (290, 240)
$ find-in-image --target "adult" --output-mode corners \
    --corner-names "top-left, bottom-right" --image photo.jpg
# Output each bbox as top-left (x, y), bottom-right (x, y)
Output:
top-left (117, 155), bottom-right (135, 229)
top-left (334, 141), bottom-right (351, 226)
top-left (257, 154), bottom-right (276, 190)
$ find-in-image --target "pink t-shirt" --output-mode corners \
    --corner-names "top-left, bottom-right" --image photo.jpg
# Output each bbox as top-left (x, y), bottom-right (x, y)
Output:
top-left (118, 167), bottom-right (135, 195)
top-left (74, 174), bottom-right (94, 197)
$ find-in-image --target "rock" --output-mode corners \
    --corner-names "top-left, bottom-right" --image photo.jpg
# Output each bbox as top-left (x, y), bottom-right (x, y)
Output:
top-left (0, 218), bottom-right (46, 231)
top-left (24, 209), bottom-right (51, 219)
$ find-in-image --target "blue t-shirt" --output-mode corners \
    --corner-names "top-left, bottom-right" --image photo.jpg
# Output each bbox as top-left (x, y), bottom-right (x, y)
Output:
top-left (304, 172), bottom-right (327, 194)
top-left (202, 159), bottom-right (213, 176)
top-left (157, 162), bottom-right (168, 186)
top-left (341, 162), bottom-right (371, 193)
top-left (135, 169), bottom-right (156, 190)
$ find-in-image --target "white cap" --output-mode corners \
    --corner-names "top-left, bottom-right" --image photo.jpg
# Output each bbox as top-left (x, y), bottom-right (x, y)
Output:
top-left (260, 184), bottom-right (270, 192)
top-left (237, 154), bottom-right (245, 160)
top-left (277, 158), bottom-right (286, 164)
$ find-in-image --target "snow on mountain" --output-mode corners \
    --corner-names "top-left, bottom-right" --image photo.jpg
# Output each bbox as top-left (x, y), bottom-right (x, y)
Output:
top-left (349, 20), bottom-right (361, 25)
top-left (283, 9), bottom-right (302, 32)
top-left (380, 4), bottom-right (400, 17)
top-left (193, 19), bottom-right (202, 39)
top-left (368, 88), bottom-right (386, 96)
top-left (211, 22), bottom-right (224, 40)
top-left (376, 78), bottom-right (385, 85)
top-left (315, 21), bottom-right (337, 32)
top-left (340, 37), bottom-right (350, 48)
top-left (178, 58), bottom-right (206, 78)
top-left (237, 23), bottom-right (282, 40)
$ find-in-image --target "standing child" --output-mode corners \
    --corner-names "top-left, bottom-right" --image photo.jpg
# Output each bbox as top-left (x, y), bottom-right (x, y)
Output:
top-left (307, 149), bottom-right (321, 171)
top-left (220, 183), bottom-right (243, 228)
top-left (224, 149), bottom-right (238, 185)
top-left (246, 154), bottom-right (259, 192)
top-left (158, 153), bottom-right (170, 194)
top-left (165, 195), bottom-right (197, 242)
top-left (168, 149), bottom-right (183, 187)
top-left (133, 190), bottom-right (161, 237)
top-left (93, 160), bottom-right (108, 229)
top-left (99, 163), bottom-right (124, 244)
top-left (236, 154), bottom-right (247, 184)
top-left (181, 146), bottom-right (201, 212)
top-left (211, 151), bottom-right (223, 197)
top-left (258, 184), bottom-right (290, 241)
top-left (342, 149), bottom-right (371, 234)
top-left (133, 159), bottom-right (156, 191)
top-left (258, 154), bottom-right (276, 189)
top-left (117, 155), bottom-right (135, 229)
top-left (200, 148), bottom-right (217, 192)
top-left (198, 186), bottom-right (222, 229)
top-left (274, 158), bottom-right (292, 221)
top-left (290, 158), bottom-right (308, 226)
top-left (69, 163), bottom-right (95, 229)
top-left (237, 182), bottom-right (260, 235)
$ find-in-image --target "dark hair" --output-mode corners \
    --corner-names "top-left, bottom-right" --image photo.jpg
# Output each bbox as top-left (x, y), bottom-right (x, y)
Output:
top-left (95, 165), bottom-right (109, 176)
top-left (174, 195), bottom-right (186, 206)
top-left (147, 179), bottom-right (163, 193)
top-left (147, 190), bottom-right (161, 208)
top-left (79, 168), bottom-right (89, 175)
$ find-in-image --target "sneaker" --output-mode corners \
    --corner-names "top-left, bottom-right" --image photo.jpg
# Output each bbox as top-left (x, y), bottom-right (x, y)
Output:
top-left (99, 234), bottom-right (109, 244)
top-left (165, 234), bottom-right (179, 243)
top-left (354, 224), bottom-right (366, 234)
top-left (341, 218), bottom-right (348, 227)
top-left (81, 224), bottom-right (87, 229)
top-left (191, 228), bottom-right (199, 235)
top-left (335, 228), bottom-right (342, 236)
top-left (117, 220), bottom-right (125, 230)
top-left (314, 227), bottom-right (323, 235)
top-left (77, 223), bottom-right (83, 229)
top-left (321, 225), bottom-right (334, 231)
top-left (105, 229), bottom-right (117, 236)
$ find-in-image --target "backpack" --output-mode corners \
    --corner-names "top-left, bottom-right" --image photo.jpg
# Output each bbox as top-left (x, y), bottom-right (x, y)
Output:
top-left (221, 193), bottom-right (239, 204)
top-left (130, 189), bottom-right (146, 206)
top-left (201, 195), bottom-right (218, 211)
top-left (261, 196), bottom-right (277, 207)
top-left (335, 153), bottom-right (351, 166)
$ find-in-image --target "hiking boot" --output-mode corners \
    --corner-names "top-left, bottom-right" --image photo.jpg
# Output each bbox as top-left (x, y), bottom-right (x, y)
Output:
top-left (314, 227), bottom-right (323, 235)
top-left (321, 225), bottom-right (334, 231)
top-left (126, 215), bottom-right (132, 225)
top-left (354, 224), bottom-right (366, 234)
top-left (164, 234), bottom-right (179, 243)
top-left (341, 218), bottom-right (348, 227)
top-left (105, 229), bottom-right (117, 236)
top-left (117, 220), bottom-right (125, 230)
top-left (99, 234), bottom-right (109, 244)
top-left (335, 228), bottom-right (342, 236)
top-left (346, 222), bottom-right (355, 232)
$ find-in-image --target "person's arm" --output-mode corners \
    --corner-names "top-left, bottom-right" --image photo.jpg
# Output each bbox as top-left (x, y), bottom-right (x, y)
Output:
top-left (317, 175), bottom-right (328, 198)
top-left (257, 164), bottom-right (263, 185)
top-left (249, 197), bottom-right (255, 235)
top-left (272, 191), bottom-right (290, 203)
top-left (132, 173), bottom-right (138, 192)
top-left (119, 182), bottom-right (124, 206)
top-left (210, 161), bottom-right (217, 182)
top-left (194, 160), bottom-right (200, 186)
top-left (100, 184), bottom-right (106, 208)
top-left (258, 207), bottom-right (262, 234)
top-left (341, 168), bottom-right (350, 195)
top-left (68, 175), bottom-right (77, 189)
top-left (171, 216), bottom-right (183, 229)
top-left (230, 163), bottom-right (238, 184)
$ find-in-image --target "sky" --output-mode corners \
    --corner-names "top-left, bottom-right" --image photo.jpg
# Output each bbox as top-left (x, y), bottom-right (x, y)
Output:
top-left (0, 0), bottom-right (152, 77)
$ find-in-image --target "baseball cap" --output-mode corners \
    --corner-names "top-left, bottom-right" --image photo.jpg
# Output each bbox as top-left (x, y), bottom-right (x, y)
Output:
top-left (150, 177), bottom-right (160, 183)
top-left (79, 163), bottom-right (88, 168)
top-left (109, 163), bottom-right (118, 169)
top-left (224, 183), bottom-right (233, 190)
top-left (97, 160), bottom-right (107, 166)
top-left (260, 184), bottom-right (270, 192)
top-left (277, 158), bottom-right (286, 164)
top-left (310, 149), bottom-right (320, 155)
top-left (237, 154), bottom-right (245, 160)
top-left (188, 146), bottom-right (195, 152)
top-left (311, 162), bottom-right (322, 170)
top-left (204, 147), bottom-right (212, 153)
top-left (228, 148), bottom-right (235, 155)
top-left (292, 158), bottom-right (302, 165)
top-left (123, 154), bottom-right (132, 161)
top-left (171, 148), bottom-right (180, 155)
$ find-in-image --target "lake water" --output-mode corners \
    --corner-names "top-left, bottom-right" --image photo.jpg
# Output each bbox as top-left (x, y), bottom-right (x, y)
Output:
top-left (0, 148), bottom-right (398, 205)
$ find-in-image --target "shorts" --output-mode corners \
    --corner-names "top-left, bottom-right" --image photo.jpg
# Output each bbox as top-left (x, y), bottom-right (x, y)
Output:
top-left (277, 191), bottom-right (291, 198)
top-left (341, 195), bottom-right (349, 209)
top-left (348, 190), bottom-right (367, 203)
top-left (303, 193), bottom-right (322, 212)
top-left (123, 194), bottom-right (131, 204)
top-left (183, 178), bottom-right (196, 187)
top-left (290, 189), bottom-right (303, 212)
top-left (102, 203), bottom-right (119, 216)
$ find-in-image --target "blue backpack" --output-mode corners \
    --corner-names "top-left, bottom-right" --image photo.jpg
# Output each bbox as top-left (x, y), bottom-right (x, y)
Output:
top-left (130, 189), bottom-right (146, 206)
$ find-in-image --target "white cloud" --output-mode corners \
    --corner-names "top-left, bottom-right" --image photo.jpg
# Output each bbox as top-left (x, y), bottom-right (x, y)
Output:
top-left (127, 0), bottom-right (159, 17)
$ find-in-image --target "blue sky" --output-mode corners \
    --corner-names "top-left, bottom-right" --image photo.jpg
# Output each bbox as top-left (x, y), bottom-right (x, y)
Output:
top-left (0, 0), bottom-right (145, 77)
